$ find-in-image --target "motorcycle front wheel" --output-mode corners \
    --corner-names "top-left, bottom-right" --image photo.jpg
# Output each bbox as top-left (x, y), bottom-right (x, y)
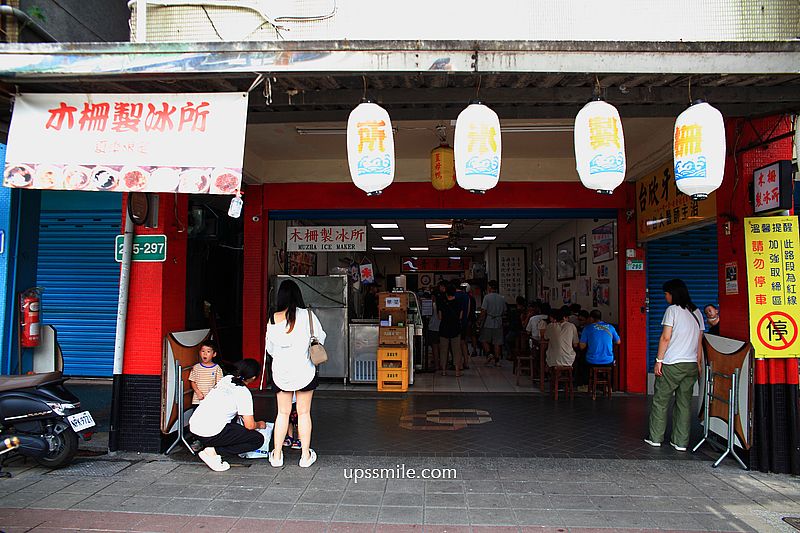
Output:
top-left (35, 423), bottom-right (78, 468)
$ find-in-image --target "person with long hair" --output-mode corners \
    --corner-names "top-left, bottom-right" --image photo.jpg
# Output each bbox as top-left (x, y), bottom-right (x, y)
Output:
top-left (265, 279), bottom-right (325, 468)
top-left (189, 358), bottom-right (267, 472)
top-left (645, 279), bottom-right (705, 451)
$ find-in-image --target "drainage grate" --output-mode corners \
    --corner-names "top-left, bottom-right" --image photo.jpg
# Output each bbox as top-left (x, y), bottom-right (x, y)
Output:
top-left (784, 517), bottom-right (800, 531)
top-left (47, 460), bottom-right (131, 477)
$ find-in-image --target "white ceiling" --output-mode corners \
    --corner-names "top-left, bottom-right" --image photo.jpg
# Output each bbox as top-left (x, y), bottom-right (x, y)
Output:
top-left (301, 217), bottom-right (595, 254)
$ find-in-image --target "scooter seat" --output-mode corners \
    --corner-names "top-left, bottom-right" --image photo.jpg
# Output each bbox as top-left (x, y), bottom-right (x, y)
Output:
top-left (0, 372), bottom-right (63, 392)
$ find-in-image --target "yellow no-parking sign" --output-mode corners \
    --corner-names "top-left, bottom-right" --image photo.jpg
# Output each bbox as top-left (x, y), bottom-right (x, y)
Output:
top-left (744, 216), bottom-right (800, 358)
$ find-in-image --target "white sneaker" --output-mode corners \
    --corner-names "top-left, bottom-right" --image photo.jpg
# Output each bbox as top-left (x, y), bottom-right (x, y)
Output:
top-left (643, 438), bottom-right (661, 447)
top-left (299, 449), bottom-right (317, 468)
top-left (268, 450), bottom-right (283, 468)
top-left (198, 449), bottom-right (231, 472)
top-left (670, 442), bottom-right (687, 452)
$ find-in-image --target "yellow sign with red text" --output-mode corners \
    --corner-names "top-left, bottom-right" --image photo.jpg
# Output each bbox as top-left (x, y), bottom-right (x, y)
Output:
top-left (744, 216), bottom-right (800, 358)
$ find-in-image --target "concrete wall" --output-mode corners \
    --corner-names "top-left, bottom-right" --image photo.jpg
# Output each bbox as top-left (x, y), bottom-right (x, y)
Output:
top-left (18, 0), bottom-right (130, 42)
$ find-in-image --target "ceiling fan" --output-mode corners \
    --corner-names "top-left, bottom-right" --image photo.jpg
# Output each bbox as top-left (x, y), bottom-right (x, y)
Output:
top-left (427, 219), bottom-right (478, 241)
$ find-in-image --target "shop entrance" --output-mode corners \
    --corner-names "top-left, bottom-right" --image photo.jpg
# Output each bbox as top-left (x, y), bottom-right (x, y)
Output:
top-left (267, 208), bottom-right (621, 395)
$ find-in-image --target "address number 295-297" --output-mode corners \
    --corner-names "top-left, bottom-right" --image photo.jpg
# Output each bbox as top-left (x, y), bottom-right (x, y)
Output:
top-left (114, 235), bottom-right (167, 263)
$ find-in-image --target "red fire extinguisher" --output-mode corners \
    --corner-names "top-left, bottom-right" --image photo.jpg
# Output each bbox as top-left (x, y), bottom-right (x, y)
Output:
top-left (20, 288), bottom-right (42, 348)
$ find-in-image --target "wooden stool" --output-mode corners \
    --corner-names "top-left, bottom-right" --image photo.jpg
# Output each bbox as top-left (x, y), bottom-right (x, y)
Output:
top-left (515, 355), bottom-right (534, 386)
top-left (589, 366), bottom-right (613, 400)
top-left (550, 366), bottom-right (573, 400)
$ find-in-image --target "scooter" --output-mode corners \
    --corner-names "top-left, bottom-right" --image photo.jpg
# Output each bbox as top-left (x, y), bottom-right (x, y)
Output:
top-left (0, 371), bottom-right (95, 469)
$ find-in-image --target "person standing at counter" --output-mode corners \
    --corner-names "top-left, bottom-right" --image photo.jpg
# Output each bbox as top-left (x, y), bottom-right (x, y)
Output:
top-left (265, 280), bottom-right (326, 468)
top-left (479, 280), bottom-right (506, 366)
top-left (439, 282), bottom-right (464, 377)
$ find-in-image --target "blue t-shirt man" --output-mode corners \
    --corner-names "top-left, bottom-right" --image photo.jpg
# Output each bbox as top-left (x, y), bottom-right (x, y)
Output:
top-left (579, 313), bottom-right (620, 365)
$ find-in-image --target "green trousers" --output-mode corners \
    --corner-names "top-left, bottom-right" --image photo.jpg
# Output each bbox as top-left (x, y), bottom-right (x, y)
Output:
top-left (648, 362), bottom-right (698, 447)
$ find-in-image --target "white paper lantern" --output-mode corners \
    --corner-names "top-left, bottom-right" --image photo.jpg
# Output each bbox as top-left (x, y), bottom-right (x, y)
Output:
top-left (574, 99), bottom-right (626, 194)
top-left (673, 101), bottom-right (726, 200)
top-left (454, 102), bottom-right (501, 193)
top-left (347, 102), bottom-right (395, 195)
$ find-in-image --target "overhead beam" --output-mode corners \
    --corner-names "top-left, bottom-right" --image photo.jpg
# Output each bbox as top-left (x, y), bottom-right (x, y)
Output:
top-left (245, 103), bottom-right (799, 123)
top-left (251, 86), bottom-right (800, 107)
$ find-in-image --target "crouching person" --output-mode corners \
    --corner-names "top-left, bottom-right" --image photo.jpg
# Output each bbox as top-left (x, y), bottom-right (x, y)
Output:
top-left (189, 359), bottom-right (267, 471)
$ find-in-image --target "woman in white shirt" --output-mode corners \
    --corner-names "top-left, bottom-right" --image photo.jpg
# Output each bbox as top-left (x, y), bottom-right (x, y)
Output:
top-left (265, 279), bottom-right (326, 468)
top-left (189, 359), bottom-right (267, 472)
top-left (645, 279), bottom-right (705, 451)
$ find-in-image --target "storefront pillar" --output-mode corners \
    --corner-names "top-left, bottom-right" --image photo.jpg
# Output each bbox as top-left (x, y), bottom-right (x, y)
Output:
top-left (717, 115), bottom-right (798, 473)
top-left (118, 193), bottom-right (188, 452)
top-left (242, 185), bottom-right (268, 368)
top-left (617, 184), bottom-right (647, 393)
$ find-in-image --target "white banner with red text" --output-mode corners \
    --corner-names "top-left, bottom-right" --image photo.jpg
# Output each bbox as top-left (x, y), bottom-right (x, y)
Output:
top-left (3, 92), bottom-right (247, 195)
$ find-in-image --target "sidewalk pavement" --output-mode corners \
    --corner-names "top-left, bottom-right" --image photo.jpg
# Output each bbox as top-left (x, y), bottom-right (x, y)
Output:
top-left (1, 452), bottom-right (799, 532)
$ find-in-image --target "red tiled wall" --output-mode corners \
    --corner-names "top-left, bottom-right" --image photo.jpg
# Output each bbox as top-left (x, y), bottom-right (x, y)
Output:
top-left (123, 193), bottom-right (188, 376)
top-left (716, 115), bottom-right (794, 343)
top-left (242, 186), bottom-right (267, 364)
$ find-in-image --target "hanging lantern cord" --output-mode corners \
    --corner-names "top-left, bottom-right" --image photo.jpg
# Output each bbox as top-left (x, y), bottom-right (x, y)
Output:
top-left (593, 75), bottom-right (602, 100)
top-left (475, 75), bottom-right (482, 101)
top-left (362, 75), bottom-right (368, 102)
top-left (688, 77), bottom-right (692, 105)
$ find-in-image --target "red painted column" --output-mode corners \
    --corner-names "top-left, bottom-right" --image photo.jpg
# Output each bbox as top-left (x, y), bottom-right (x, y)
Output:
top-left (617, 184), bottom-right (647, 393)
top-left (242, 184), bottom-right (267, 364)
top-left (119, 192), bottom-right (188, 452)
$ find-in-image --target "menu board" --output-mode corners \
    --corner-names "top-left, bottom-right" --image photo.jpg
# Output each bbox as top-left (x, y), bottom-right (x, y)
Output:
top-left (497, 248), bottom-right (526, 303)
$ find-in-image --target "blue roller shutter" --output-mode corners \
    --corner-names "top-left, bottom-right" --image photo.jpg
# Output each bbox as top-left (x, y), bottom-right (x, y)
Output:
top-left (646, 224), bottom-right (719, 371)
top-left (37, 211), bottom-right (120, 376)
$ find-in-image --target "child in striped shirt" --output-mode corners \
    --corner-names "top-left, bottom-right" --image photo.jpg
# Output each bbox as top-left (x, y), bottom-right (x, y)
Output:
top-left (189, 340), bottom-right (223, 404)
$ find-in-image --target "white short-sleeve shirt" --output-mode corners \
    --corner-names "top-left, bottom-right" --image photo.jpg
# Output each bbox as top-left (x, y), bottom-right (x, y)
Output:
top-left (661, 305), bottom-right (704, 364)
top-left (266, 308), bottom-right (326, 391)
top-left (189, 375), bottom-right (253, 437)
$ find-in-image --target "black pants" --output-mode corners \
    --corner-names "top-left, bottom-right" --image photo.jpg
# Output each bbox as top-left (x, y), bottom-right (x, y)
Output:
top-left (197, 422), bottom-right (265, 455)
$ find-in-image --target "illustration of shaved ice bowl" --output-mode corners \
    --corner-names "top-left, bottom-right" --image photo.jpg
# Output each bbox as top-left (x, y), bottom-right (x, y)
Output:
top-left (35, 165), bottom-right (63, 189)
top-left (150, 167), bottom-right (180, 192)
top-left (121, 166), bottom-right (150, 191)
top-left (91, 167), bottom-right (119, 191)
top-left (179, 169), bottom-right (211, 193)
top-left (4, 164), bottom-right (34, 188)
top-left (211, 168), bottom-right (241, 194)
top-left (64, 166), bottom-right (91, 190)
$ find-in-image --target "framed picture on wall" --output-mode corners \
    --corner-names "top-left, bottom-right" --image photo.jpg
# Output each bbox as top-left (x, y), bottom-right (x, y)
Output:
top-left (579, 257), bottom-right (587, 276)
top-left (591, 222), bottom-right (615, 263)
top-left (556, 238), bottom-right (576, 281)
top-left (579, 234), bottom-right (587, 255)
top-left (497, 248), bottom-right (527, 303)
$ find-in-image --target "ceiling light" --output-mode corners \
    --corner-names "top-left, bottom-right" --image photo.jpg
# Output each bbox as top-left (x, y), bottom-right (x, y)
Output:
top-left (449, 256), bottom-right (461, 260)
top-left (473, 236), bottom-right (497, 241)
top-left (501, 125), bottom-right (574, 133)
top-left (448, 246), bottom-right (461, 251)
top-left (426, 223), bottom-right (452, 229)
top-left (480, 223), bottom-right (509, 229)
top-left (297, 126), bottom-right (397, 135)
top-left (371, 223), bottom-right (398, 229)
top-left (382, 236), bottom-right (404, 241)
top-left (372, 246), bottom-right (391, 251)
top-left (409, 247), bottom-right (429, 251)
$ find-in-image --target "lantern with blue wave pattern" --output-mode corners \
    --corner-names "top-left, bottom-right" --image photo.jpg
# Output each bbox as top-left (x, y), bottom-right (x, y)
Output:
top-left (673, 101), bottom-right (725, 200)
top-left (454, 102), bottom-right (501, 193)
top-left (347, 102), bottom-right (395, 195)
top-left (574, 99), bottom-right (626, 195)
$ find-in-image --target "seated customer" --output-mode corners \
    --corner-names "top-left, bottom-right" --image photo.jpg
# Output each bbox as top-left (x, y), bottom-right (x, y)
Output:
top-left (579, 310), bottom-right (621, 384)
top-left (543, 308), bottom-right (579, 368)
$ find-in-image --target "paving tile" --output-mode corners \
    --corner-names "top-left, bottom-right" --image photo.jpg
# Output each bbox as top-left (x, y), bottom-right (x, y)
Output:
top-left (385, 478), bottom-right (425, 493)
top-left (468, 507), bottom-right (516, 526)
top-left (287, 503), bottom-right (337, 521)
top-left (423, 507), bottom-right (471, 525)
top-left (216, 485), bottom-right (266, 502)
top-left (466, 492), bottom-right (509, 509)
top-left (378, 505), bottom-right (423, 524)
top-left (327, 521), bottom-right (377, 533)
top-left (229, 517), bottom-right (282, 532)
top-left (465, 480), bottom-right (505, 493)
top-left (298, 489), bottom-right (343, 505)
top-left (198, 498), bottom-right (253, 517)
top-left (176, 515), bottom-right (238, 532)
top-left (342, 490), bottom-right (383, 506)
top-left (425, 492), bottom-right (467, 508)
top-left (383, 492), bottom-right (424, 507)
top-left (27, 492), bottom-right (88, 510)
top-left (257, 487), bottom-right (305, 504)
top-left (244, 501), bottom-right (293, 520)
top-left (425, 480), bottom-right (465, 493)
top-left (514, 509), bottom-right (565, 527)
top-left (279, 519), bottom-right (329, 533)
top-left (59, 478), bottom-right (116, 494)
top-left (502, 481), bottom-right (542, 494)
top-left (422, 526), bottom-right (471, 533)
top-left (558, 510), bottom-right (612, 527)
top-left (160, 497), bottom-right (211, 516)
top-left (332, 504), bottom-right (380, 523)
top-left (128, 513), bottom-right (193, 532)
top-left (0, 492), bottom-right (43, 508)
top-left (507, 494), bottom-right (550, 509)
top-left (346, 478), bottom-right (387, 492)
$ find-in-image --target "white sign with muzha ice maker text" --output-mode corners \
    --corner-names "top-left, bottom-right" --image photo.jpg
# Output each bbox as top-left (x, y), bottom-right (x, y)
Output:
top-left (3, 92), bottom-right (247, 195)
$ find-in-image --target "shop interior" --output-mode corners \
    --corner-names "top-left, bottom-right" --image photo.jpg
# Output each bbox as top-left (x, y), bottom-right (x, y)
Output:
top-left (268, 215), bottom-right (619, 393)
